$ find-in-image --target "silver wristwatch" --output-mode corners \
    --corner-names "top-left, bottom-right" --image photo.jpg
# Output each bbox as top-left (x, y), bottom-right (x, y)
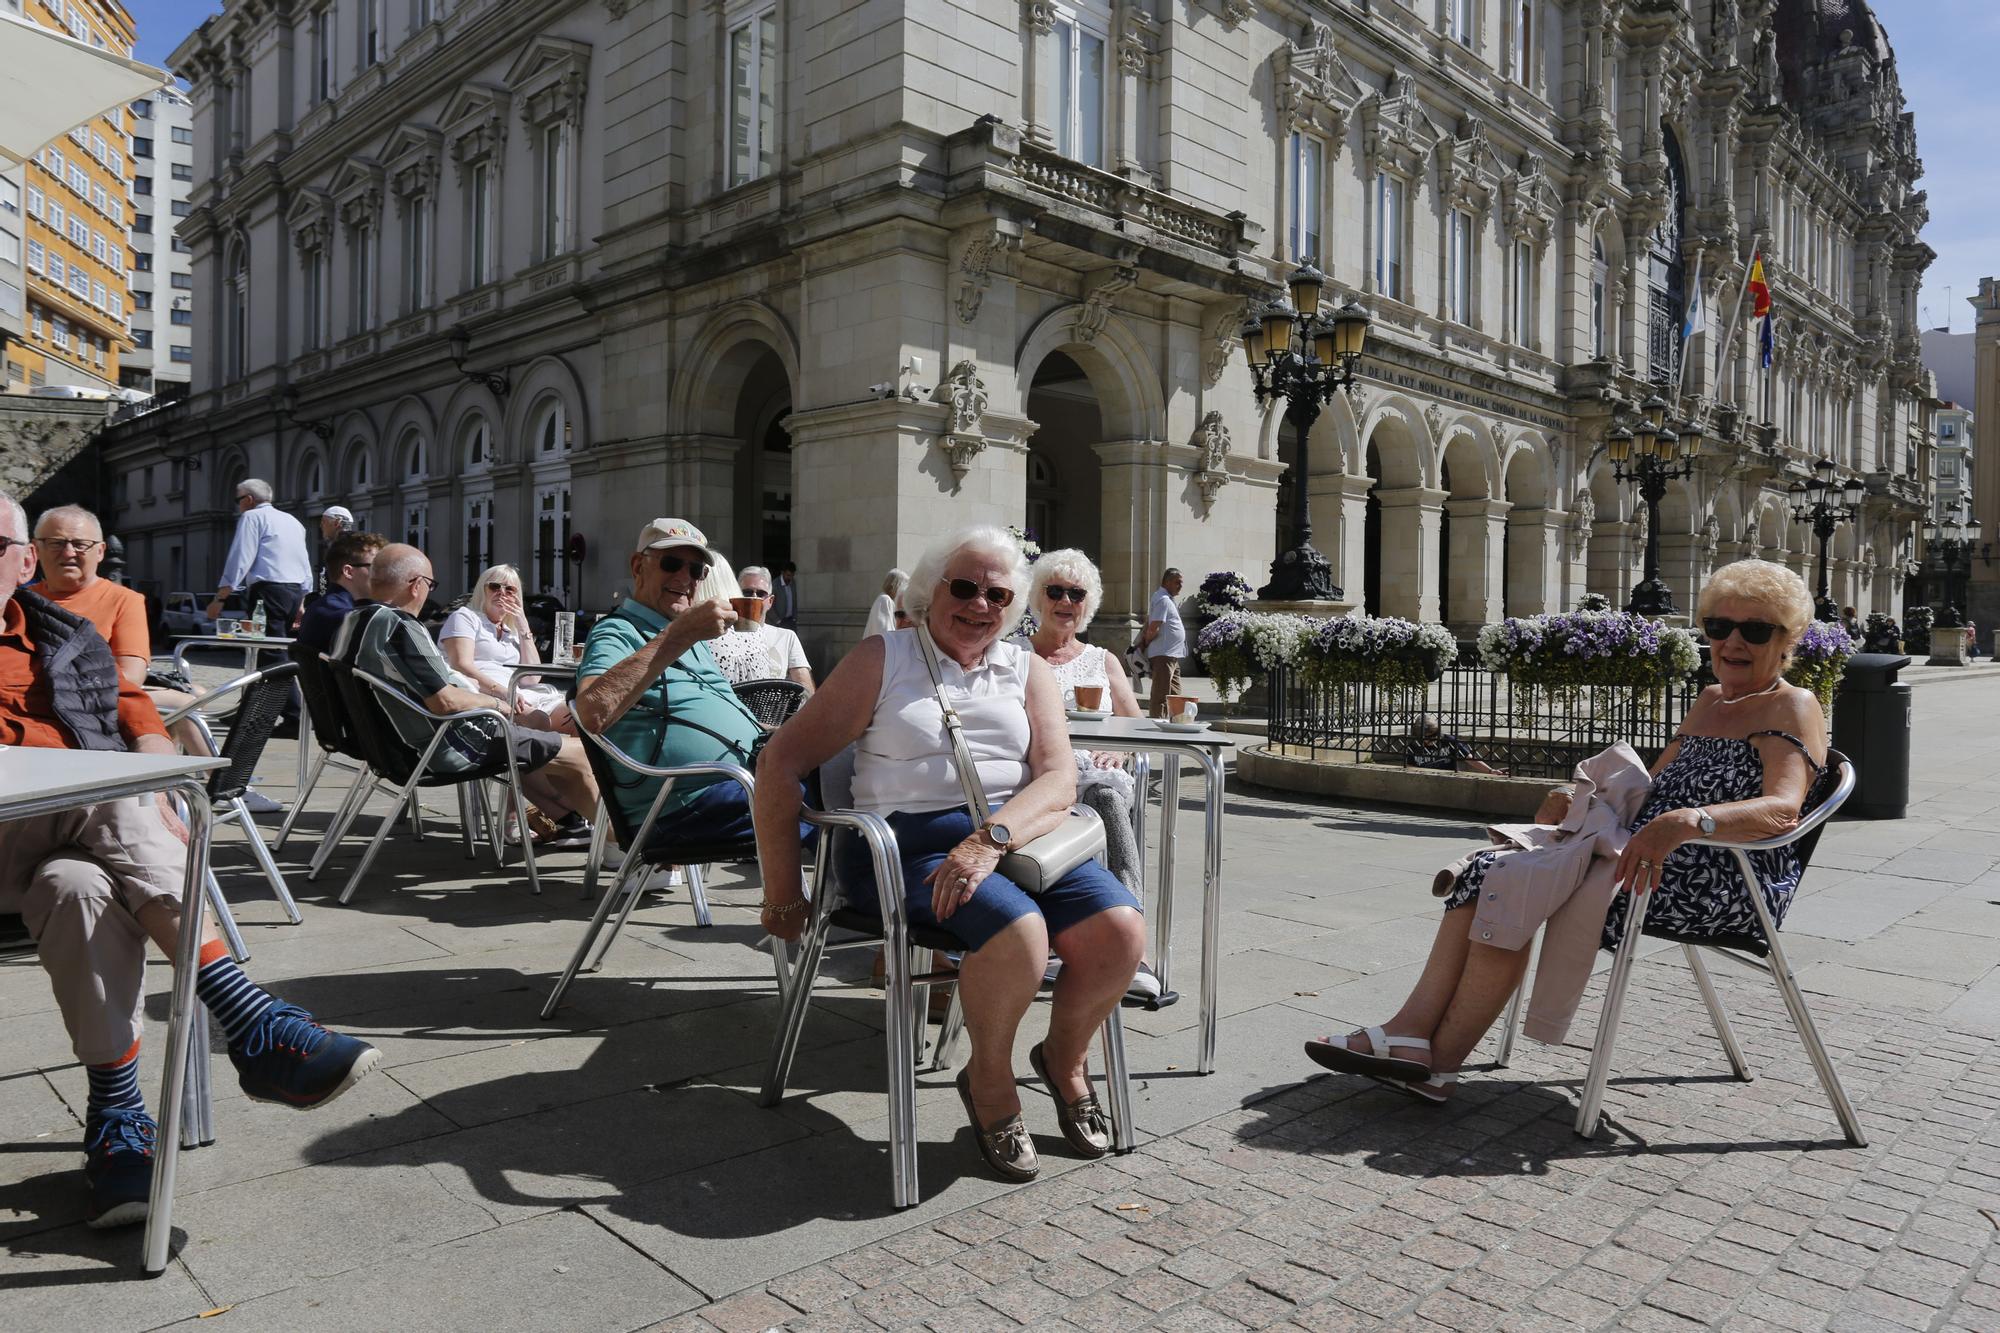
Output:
top-left (1692, 807), bottom-right (1716, 836)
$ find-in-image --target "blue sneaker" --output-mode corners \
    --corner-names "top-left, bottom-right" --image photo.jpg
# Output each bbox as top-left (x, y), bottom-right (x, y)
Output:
top-left (227, 1004), bottom-right (381, 1108)
top-left (84, 1108), bottom-right (156, 1229)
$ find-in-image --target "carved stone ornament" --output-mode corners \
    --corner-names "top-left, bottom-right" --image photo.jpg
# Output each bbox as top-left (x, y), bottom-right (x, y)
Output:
top-left (934, 361), bottom-right (990, 486)
top-left (1203, 299), bottom-right (1252, 388)
top-left (1362, 73), bottom-right (1441, 177)
top-left (1118, 25), bottom-right (1147, 77)
top-left (1423, 402), bottom-right (1447, 442)
top-left (1276, 21), bottom-right (1364, 142)
top-left (1346, 381), bottom-right (1369, 418)
top-left (953, 220), bottom-right (1021, 324)
top-left (1568, 488), bottom-right (1596, 560)
top-left (1440, 117), bottom-right (1500, 215)
top-left (1702, 513), bottom-right (1722, 555)
top-left (1189, 411), bottom-right (1233, 516)
top-left (1072, 265), bottom-right (1138, 345)
top-left (1022, 0), bottom-right (1056, 34)
top-left (1217, 0), bottom-right (1255, 31)
top-left (1503, 155), bottom-right (1560, 245)
top-left (604, 0), bottom-right (637, 17)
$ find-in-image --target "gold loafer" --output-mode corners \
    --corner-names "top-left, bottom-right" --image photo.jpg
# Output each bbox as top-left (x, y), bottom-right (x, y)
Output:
top-left (955, 1070), bottom-right (1038, 1182)
top-left (1029, 1042), bottom-right (1112, 1158)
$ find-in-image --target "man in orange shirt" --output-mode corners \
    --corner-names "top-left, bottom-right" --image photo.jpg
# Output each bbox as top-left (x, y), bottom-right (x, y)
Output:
top-left (0, 490), bottom-right (377, 1229)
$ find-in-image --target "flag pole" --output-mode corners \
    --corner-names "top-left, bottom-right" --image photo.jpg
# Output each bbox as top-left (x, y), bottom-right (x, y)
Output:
top-left (1675, 251), bottom-right (1706, 400)
top-left (1711, 230), bottom-right (1765, 409)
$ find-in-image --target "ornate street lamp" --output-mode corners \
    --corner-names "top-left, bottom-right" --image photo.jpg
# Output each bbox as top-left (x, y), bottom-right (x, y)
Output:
top-left (1786, 456), bottom-right (1867, 622)
top-left (1607, 394), bottom-right (1704, 616)
top-left (1924, 504), bottom-right (1983, 629)
top-left (1245, 260), bottom-right (1370, 602)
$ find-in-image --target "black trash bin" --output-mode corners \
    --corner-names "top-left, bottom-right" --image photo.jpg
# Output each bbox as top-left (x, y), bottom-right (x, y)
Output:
top-left (1830, 652), bottom-right (1911, 819)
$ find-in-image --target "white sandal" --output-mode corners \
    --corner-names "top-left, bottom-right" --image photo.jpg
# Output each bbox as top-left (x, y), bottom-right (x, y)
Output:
top-left (1304, 1026), bottom-right (1434, 1082)
top-left (1367, 1069), bottom-right (1458, 1106)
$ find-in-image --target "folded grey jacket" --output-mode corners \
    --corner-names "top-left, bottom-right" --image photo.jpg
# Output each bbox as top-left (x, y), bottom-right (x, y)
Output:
top-left (1432, 742), bottom-right (1655, 1043)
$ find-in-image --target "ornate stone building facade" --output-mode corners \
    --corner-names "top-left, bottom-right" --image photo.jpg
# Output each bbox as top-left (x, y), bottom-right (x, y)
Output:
top-left (91, 0), bottom-right (1931, 653)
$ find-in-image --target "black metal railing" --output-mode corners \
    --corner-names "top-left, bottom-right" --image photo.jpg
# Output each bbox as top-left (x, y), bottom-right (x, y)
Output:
top-left (1265, 644), bottom-right (1709, 780)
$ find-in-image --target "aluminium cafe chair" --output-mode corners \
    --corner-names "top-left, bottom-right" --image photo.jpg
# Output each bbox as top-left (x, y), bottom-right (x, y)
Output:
top-left (273, 643), bottom-right (372, 856)
top-left (759, 744), bottom-right (1137, 1209)
top-left (732, 679), bottom-right (808, 730)
top-left (1494, 749), bottom-right (1863, 1146)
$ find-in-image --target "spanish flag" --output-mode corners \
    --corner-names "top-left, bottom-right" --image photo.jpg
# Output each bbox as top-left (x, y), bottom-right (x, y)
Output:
top-left (1749, 255), bottom-right (1773, 368)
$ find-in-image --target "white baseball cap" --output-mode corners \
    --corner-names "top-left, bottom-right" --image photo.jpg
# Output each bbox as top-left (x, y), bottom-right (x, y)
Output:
top-left (634, 517), bottom-right (716, 557)
top-left (321, 505), bottom-right (355, 526)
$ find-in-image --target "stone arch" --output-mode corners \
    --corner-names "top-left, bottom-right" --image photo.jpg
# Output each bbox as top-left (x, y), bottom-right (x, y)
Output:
top-left (213, 448), bottom-right (250, 510)
top-left (430, 383), bottom-right (498, 464)
top-left (1502, 436), bottom-right (1554, 615)
top-left (1585, 460), bottom-right (1633, 606)
top-left (1656, 477), bottom-right (1701, 612)
top-left (1361, 408), bottom-right (1436, 620)
top-left (672, 303), bottom-right (798, 563)
top-left (672, 300), bottom-right (801, 440)
top-left (1437, 421), bottom-right (1500, 629)
top-left (505, 354), bottom-right (591, 454)
top-left (286, 441), bottom-right (330, 506)
top-left (1754, 496), bottom-right (1790, 557)
top-left (1014, 303), bottom-right (1166, 444)
top-left (337, 434), bottom-right (377, 497)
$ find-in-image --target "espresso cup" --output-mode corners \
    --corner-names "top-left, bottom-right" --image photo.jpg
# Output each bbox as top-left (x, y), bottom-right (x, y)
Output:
top-left (1167, 695), bottom-right (1198, 724)
top-left (728, 596), bottom-right (766, 628)
top-left (1073, 684), bottom-right (1106, 711)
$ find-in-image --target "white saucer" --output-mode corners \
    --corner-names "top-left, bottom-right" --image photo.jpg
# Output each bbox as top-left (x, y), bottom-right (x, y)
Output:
top-left (1065, 708), bottom-right (1111, 721)
top-left (1150, 720), bottom-right (1207, 733)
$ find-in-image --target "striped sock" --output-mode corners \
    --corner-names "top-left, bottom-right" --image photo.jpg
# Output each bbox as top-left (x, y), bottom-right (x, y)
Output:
top-left (194, 939), bottom-right (279, 1047)
top-left (86, 1040), bottom-right (147, 1122)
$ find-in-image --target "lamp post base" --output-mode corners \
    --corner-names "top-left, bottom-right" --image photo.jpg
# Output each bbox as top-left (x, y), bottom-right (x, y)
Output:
top-left (1814, 593), bottom-right (1840, 623)
top-left (1625, 576), bottom-right (1678, 618)
top-left (1260, 543), bottom-right (1342, 604)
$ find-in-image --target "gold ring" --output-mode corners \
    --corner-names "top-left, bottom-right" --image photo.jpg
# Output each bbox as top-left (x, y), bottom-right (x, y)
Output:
top-left (1637, 859), bottom-right (1652, 869)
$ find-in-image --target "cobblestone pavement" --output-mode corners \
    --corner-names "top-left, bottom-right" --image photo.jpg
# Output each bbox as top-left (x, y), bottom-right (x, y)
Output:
top-left (659, 967), bottom-right (2000, 1333)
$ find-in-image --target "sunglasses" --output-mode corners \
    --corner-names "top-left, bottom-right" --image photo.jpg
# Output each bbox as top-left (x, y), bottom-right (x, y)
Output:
top-left (739, 588), bottom-right (772, 600)
top-left (486, 581), bottom-right (518, 594)
top-left (656, 552), bottom-right (711, 581)
top-left (941, 577), bottom-right (1014, 608)
top-left (1702, 617), bottom-right (1780, 646)
top-left (1043, 585), bottom-right (1087, 604)
top-left (0, 536), bottom-right (25, 555)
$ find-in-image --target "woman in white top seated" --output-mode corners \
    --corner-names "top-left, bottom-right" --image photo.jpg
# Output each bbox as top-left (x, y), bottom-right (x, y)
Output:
top-left (863, 568), bottom-right (909, 639)
top-left (439, 563), bottom-right (573, 734)
top-left (1023, 549), bottom-right (1161, 1002)
top-left (755, 525), bottom-right (1145, 1183)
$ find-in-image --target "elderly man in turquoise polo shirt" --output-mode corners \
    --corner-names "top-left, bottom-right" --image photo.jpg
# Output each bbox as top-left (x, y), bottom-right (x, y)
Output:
top-left (573, 519), bottom-right (769, 846)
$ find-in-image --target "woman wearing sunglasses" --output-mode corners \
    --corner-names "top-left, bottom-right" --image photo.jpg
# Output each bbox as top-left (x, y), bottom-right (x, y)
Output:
top-left (755, 525), bottom-right (1146, 1183)
top-left (1022, 549), bottom-right (1161, 1003)
top-left (440, 564), bottom-right (572, 734)
top-left (1305, 558), bottom-right (1829, 1105)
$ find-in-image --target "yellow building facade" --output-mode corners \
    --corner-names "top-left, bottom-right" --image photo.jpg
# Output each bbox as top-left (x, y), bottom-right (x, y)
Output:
top-left (15, 0), bottom-right (137, 391)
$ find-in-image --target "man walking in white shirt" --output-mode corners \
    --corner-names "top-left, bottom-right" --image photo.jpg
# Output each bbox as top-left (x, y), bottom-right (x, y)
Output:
top-left (207, 479), bottom-right (312, 632)
top-left (1141, 567), bottom-right (1186, 717)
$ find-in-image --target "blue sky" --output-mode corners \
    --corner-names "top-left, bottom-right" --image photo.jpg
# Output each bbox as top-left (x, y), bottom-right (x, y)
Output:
top-left (124, 0), bottom-right (1986, 330)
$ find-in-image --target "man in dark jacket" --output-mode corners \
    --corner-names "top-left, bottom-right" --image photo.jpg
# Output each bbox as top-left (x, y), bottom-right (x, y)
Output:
top-left (0, 490), bottom-right (378, 1230)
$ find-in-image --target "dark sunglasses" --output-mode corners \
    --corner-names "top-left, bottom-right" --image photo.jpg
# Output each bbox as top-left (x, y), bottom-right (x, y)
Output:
top-left (485, 581), bottom-right (517, 594)
top-left (657, 552), bottom-right (711, 581)
top-left (0, 536), bottom-right (25, 555)
top-left (1043, 585), bottom-right (1088, 604)
top-left (739, 588), bottom-right (772, 600)
top-left (941, 577), bottom-right (1014, 608)
top-left (1702, 617), bottom-right (1779, 646)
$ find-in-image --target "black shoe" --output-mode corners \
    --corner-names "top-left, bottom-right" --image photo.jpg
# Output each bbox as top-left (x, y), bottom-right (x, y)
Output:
top-left (229, 1004), bottom-right (381, 1108)
top-left (84, 1108), bottom-right (156, 1229)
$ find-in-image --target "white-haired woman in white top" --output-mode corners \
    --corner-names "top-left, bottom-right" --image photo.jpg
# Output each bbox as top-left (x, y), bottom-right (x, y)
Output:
top-left (1025, 548), bottom-right (1160, 1001)
top-left (756, 525), bottom-right (1145, 1184)
top-left (864, 568), bottom-right (909, 639)
top-left (440, 563), bottom-right (572, 733)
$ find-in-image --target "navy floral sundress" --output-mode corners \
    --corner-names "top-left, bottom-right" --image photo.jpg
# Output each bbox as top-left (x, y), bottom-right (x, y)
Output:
top-left (1443, 733), bottom-right (1822, 947)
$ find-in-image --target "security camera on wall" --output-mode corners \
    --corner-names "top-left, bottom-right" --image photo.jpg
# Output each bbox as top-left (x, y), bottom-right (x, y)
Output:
top-left (868, 382), bottom-right (897, 399)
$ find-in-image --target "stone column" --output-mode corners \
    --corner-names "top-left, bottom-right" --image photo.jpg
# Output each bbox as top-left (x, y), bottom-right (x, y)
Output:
top-left (1374, 486), bottom-right (1446, 622)
top-left (1020, 7), bottom-right (1054, 146)
top-left (658, 434), bottom-right (740, 549)
top-left (1326, 473), bottom-right (1376, 606)
top-left (1444, 497), bottom-right (1509, 632)
top-left (1660, 531), bottom-right (1699, 618)
top-left (1093, 438), bottom-right (1169, 629)
top-left (1507, 509), bottom-right (1562, 614)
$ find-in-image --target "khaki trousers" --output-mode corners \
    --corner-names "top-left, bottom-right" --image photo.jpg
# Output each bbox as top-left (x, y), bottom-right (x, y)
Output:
top-left (0, 797), bottom-right (190, 1065)
top-left (1146, 655), bottom-right (1183, 718)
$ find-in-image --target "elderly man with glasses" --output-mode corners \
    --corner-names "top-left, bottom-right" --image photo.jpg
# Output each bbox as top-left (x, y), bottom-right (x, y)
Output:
top-left (207, 479), bottom-right (312, 634)
top-left (332, 544), bottom-right (598, 841)
top-left (732, 564), bottom-right (815, 692)
top-left (573, 519), bottom-right (773, 850)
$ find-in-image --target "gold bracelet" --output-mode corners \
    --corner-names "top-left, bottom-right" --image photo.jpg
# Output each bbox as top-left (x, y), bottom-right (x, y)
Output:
top-left (762, 898), bottom-right (809, 918)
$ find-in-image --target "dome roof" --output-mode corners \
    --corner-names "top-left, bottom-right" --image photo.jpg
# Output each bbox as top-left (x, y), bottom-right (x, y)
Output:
top-left (1774, 0), bottom-right (1895, 98)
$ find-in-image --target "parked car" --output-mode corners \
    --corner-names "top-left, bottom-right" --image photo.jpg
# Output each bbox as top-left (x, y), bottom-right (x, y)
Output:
top-left (159, 590), bottom-right (242, 638)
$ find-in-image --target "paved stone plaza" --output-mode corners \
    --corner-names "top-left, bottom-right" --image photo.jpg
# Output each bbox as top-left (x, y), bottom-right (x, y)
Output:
top-left (4, 673), bottom-right (1999, 1331)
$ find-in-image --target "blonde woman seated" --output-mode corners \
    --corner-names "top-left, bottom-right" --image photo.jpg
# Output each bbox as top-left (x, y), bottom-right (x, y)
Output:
top-left (440, 564), bottom-right (572, 734)
top-left (756, 525), bottom-right (1145, 1182)
top-left (1023, 548), bottom-right (1162, 1002)
top-left (1306, 559), bottom-right (1828, 1103)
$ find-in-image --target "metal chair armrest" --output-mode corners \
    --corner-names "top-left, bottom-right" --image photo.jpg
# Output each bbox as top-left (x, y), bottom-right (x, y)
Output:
top-left (348, 665), bottom-right (516, 731)
top-left (504, 661), bottom-right (577, 712)
top-left (578, 724), bottom-right (755, 789)
top-left (1681, 760), bottom-right (1856, 854)
top-left (801, 806), bottom-right (906, 930)
top-left (156, 664), bottom-right (274, 728)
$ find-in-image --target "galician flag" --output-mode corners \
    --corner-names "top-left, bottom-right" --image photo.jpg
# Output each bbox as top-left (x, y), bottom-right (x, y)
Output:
top-left (1681, 254), bottom-right (1707, 340)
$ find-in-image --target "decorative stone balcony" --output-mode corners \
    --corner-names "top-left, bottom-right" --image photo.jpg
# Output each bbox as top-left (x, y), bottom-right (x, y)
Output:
top-left (944, 116), bottom-right (1262, 291)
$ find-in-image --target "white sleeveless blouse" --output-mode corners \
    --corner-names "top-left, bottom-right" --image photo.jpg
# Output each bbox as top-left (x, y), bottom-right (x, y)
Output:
top-left (852, 630), bottom-right (1034, 815)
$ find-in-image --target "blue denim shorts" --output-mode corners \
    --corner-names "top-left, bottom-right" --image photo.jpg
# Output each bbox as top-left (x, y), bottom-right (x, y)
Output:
top-left (835, 807), bottom-right (1139, 952)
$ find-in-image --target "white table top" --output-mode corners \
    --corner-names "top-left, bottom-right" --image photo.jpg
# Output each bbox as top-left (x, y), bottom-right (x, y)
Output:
top-left (1065, 715), bottom-right (1236, 750)
top-left (0, 747), bottom-right (224, 813)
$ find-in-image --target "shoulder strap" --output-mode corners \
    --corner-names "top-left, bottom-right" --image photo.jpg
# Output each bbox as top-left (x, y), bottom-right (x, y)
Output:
top-left (1746, 729), bottom-right (1826, 774)
top-left (914, 625), bottom-right (993, 823)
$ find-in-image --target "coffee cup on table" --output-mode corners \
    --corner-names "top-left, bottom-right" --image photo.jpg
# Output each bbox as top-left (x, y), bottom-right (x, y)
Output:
top-left (728, 596), bottom-right (766, 629)
top-left (1073, 684), bottom-right (1105, 712)
top-left (1166, 695), bottom-right (1198, 724)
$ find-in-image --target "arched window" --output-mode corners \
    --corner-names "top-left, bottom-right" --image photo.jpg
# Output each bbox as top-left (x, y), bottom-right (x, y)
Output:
top-left (1646, 126), bottom-right (1687, 385)
top-left (225, 238), bottom-right (249, 381)
top-left (399, 430), bottom-right (429, 551)
top-left (1591, 234), bottom-right (1609, 359)
top-left (529, 398), bottom-right (573, 597)
top-left (534, 399), bottom-right (571, 455)
top-left (404, 432), bottom-right (427, 480)
top-left (351, 446), bottom-right (370, 491)
top-left (462, 418), bottom-right (489, 471)
top-left (1515, 2), bottom-right (1533, 88)
top-left (301, 454), bottom-right (324, 500)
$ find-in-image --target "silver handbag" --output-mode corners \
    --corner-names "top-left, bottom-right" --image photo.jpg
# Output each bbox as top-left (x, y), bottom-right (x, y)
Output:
top-left (915, 627), bottom-right (1106, 895)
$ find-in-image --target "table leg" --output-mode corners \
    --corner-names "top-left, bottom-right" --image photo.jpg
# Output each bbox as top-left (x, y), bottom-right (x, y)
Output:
top-left (1154, 756), bottom-right (1181, 1003)
top-left (144, 779), bottom-right (212, 1276)
top-left (1194, 750), bottom-right (1224, 1075)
